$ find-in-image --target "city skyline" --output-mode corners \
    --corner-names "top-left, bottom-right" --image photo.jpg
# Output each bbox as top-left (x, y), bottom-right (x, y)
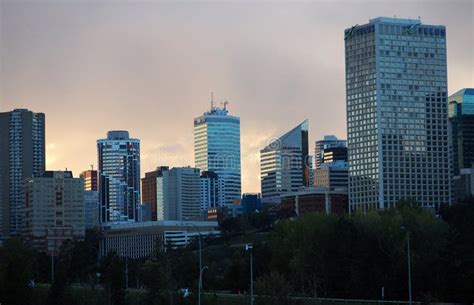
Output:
top-left (1, 0), bottom-right (472, 193)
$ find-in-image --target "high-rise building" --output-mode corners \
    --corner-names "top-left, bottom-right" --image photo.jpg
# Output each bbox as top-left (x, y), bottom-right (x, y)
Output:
top-left (200, 171), bottom-right (225, 211)
top-left (194, 102), bottom-right (241, 206)
top-left (80, 169), bottom-right (98, 191)
top-left (24, 171), bottom-right (85, 253)
top-left (314, 135), bottom-right (347, 169)
top-left (84, 190), bottom-right (99, 229)
top-left (97, 131), bottom-right (140, 223)
top-left (168, 167), bottom-right (201, 221)
top-left (449, 88), bottom-right (474, 175)
top-left (260, 120), bottom-right (310, 199)
top-left (142, 166), bottom-right (169, 221)
top-left (345, 17), bottom-right (451, 211)
top-left (0, 109), bottom-right (45, 238)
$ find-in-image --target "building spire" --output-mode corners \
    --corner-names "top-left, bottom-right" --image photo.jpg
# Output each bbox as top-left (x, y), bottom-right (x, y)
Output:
top-left (210, 92), bottom-right (214, 110)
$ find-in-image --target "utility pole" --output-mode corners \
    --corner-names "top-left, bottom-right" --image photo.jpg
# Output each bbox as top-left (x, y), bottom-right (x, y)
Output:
top-left (51, 250), bottom-right (54, 283)
top-left (245, 244), bottom-right (254, 305)
top-left (401, 226), bottom-right (412, 305)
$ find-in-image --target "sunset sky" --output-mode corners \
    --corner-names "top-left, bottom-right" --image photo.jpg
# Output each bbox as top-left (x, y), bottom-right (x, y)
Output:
top-left (1, 0), bottom-right (473, 193)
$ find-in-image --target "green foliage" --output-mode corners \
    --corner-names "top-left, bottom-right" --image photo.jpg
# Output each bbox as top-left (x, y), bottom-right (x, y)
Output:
top-left (0, 238), bottom-right (36, 305)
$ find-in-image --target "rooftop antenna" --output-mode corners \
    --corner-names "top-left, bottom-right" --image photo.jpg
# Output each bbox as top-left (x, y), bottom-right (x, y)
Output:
top-left (210, 92), bottom-right (214, 110)
top-left (223, 100), bottom-right (229, 111)
top-left (90, 164), bottom-right (94, 171)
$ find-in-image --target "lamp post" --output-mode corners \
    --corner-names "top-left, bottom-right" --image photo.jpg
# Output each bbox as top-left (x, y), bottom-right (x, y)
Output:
top-left (401, 226), bottom-right (412, 305)
top-left (188, 223), bottom-right (203, 305)
top-left (245, 244), bottom-right (254, 305)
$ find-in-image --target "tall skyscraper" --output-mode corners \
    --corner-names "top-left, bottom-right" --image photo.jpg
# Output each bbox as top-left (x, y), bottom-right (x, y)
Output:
top-left (80, 169), bottom-right (98, 191)
top-left (97, 131), bottom-right (140, 223)
top-left (0, 109), bottom-right (45, 238)
top-left (194, 101), bottom-right (241, 206)
top-left (260, 120), bottom-right (309, 199)
top-left (314, 135), bottom-right (347, 170)
top-left (24, 171), bottom-right (85, 253)
top-left (448, 88), bottom-right (474, 174)
top-left (345, 17), bottom-right (451, 211)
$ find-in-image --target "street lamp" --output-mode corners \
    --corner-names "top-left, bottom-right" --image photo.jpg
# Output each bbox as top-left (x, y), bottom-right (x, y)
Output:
top-left (245, 244), bottom-right (254, 305)
top-left (401, 226), bottom-right (412, 305)
top-left (187, 222), bottom-right (203, 305)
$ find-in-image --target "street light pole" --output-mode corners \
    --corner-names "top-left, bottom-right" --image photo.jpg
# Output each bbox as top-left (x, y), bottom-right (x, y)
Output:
top-left (245, 244), bottom-right (254, 305)
top-left (407, 231), bottom-right (412, 305)
top-left (188, 223), bottom-right (203, 305)
top-left (401, 227), bottom-right (412, 305)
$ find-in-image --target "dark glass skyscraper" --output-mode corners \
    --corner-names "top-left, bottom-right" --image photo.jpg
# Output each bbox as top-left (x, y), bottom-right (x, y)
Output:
top-left (449, 88), bottom-right (474, 174)
top-left (0, 109), bottom-right (45, 238)
top-left (97, 131), bottom-right (140, 223)
top-left (345, 17), bottom-right (451, 211)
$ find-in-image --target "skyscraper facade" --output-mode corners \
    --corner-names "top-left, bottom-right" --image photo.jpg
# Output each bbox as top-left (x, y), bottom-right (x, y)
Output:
top-left (194, 103), bottom-right (241, 206)
top-left (0, 109), bottom-right (45, 238)
top-left (169, 167), bottom-right (201, 221)
top-left (448, 88), bottom-right (474, 174)
top-left (142, 166), bottom-right (169, 221)
top-left (314, 135), bottom-right (347, 170)
top-left (345, 17), bottom-right (451, 211)
top-left (80, 170), bottom-right (98, 191)
top-left (97, 131), bottom-right (140, 223)
top-left (199, 171), bottom-right (225, 211)
top-left (260, 120), bottom-right (309, 199)
top-left (24, 171), bottom-right (85, 253)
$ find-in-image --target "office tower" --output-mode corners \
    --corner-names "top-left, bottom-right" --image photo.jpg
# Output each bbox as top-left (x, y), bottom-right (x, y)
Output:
top-left (24, 171), bottom-right (85, 253)
top-left (84, 190), bottom-right (99, 229)
top-left (345, 17), bottom-right (451, 211)
top-left (168, 167), bottom-right (201, 221)
top-left (314, 139), bottom-right (349, 190)
top-left (194, 101), bottom-right (241, 207)
top-left (260, 120), bottom-right (309, 199)
top-left (314, 135), bottom-right (347, 169)
top-left (142, 166), bottom-right (169, 221)
top-left (200, 171), bottom-right (225, 211)
top-left (97, 131), bottom-right (140, 223)
top-left (80, 169), bottom-right (98, 191)
top-left (0, 109), bottom-right (45, 238)
top-left (449, 88), bottom-right (474, 174)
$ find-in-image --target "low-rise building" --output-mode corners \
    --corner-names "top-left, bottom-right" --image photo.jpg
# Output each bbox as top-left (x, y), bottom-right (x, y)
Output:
top-left (99, 220), bottom-right (220, 258)
top-left (280, 187), bottom-right (348, 216)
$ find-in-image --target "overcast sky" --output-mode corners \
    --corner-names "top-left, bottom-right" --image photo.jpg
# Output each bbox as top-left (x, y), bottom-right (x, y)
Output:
top-left (1, 0), bottom-right (473, 193)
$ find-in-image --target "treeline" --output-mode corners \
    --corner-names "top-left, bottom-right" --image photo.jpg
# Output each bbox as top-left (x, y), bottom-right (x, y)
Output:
top-left (0, 201), bottom-right (473, 305)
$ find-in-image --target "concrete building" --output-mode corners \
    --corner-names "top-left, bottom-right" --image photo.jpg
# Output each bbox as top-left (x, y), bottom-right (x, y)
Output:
top-left (142, 167), bottom-right (169, 221)
top-left (315, 167), bottom-right (349, 190)
top-left (24, 171), bottom-right (85, 253)
top-left (80, 170), bottom-right (98, 191)
top-left (449, 88), bottom-right (474, 175)
top-left (280, 187), bottom-right (348, 216)
top-left (260, 120), bottom-right (310, 200)
top-left (0, 109), bottom-right (45, 239)
top-left (200, 171), bottom-right (225, 211)
top-left (194, 101), bottom-right (241, 207)
top-left (345, 17), bottom-right (451, 211)
top-left (97, 131), bottom-right (140, 223)
top-left (169, 167), bottom-right (201, 221)
top-left (99, 220), bottom-right (220, 258)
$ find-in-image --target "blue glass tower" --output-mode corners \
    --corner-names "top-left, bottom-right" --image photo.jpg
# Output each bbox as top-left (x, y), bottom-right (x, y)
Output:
top-left (97, 131), bottom-right (140, 223)
top-left (449, 88), bottom-right (474, 174)
top-left (194, 102), bottom-right (241, 207)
